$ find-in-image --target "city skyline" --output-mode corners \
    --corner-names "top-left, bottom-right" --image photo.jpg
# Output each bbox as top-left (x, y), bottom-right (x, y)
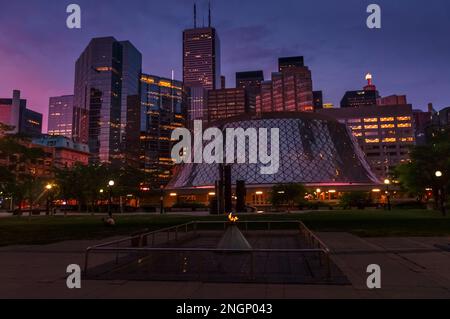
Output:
top-left (1, 0), bottom-right (450, 132)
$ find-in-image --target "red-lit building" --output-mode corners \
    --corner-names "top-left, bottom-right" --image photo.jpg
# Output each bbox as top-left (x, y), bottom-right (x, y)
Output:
top-left (256, 57), bottom-right (314, 113)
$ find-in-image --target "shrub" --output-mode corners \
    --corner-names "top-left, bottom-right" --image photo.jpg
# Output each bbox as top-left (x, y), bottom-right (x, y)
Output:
top-left (340, 192), bottom-right (372, 209)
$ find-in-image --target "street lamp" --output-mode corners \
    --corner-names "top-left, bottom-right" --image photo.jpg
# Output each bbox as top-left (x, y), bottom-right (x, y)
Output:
top-left (107, 180), bottom-right (115, 218)
top-left (99, 189), bottom-right (104, 212)
top-left (384, 179), bottom-right (391, 211)
top-left (435, 171), bottom-right (446, 216)
top-left (45, 183), bottom-right (54, 215)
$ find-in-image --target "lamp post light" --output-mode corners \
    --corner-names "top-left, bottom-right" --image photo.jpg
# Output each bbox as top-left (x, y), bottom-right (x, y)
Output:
top-left (107, 180), bottom-right (115, 218)
top-left (99, 189), bottom-right (104, 212)
top-left (45, 184), bottom-right (53, 215)
top-left (384, 179), bottom-right (391, 211)
top-left (435, 171), bottom-right (446, 216)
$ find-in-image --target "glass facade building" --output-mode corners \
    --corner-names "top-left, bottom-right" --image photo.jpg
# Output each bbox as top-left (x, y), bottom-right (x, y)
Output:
top-left (167, 113), bottom-right (379, 190)
top-left (73, 37), bottom-right (142, 165)
top-left (140, 74), bottom-right (186, 188)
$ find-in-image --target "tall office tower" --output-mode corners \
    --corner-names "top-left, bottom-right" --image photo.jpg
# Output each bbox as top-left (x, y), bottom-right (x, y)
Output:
top-left (140, 74), bottom-right (186, 188)
top-left (207, 88), bottom-right (251, 123)
top-left (183, 4), bottom-right (221, 123)
top-left (48, 95), bottom-right (74, 139)
top-left (0, 90), bottom-right (42, 136)
top-left (313, 91), bottom-right (323, 110)
top-left (278, 56), bottom-right (304, 72)
top-left (256, 57), bottom-right (314, 113)
top-left (120, 41), bottom-right (142, 149)
top-left (341, 73), bottom-right (380, 108)
top-left (73, 37), bottom-right (142, 164)
top-left (236, 71), bottom-right (264, 112)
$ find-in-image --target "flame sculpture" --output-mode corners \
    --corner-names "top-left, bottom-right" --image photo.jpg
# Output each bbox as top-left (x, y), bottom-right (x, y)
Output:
top-left (228, 213), bottom-right (239, 223)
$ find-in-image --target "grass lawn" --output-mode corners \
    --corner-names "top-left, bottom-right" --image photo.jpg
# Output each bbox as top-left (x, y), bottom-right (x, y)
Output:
top-left (0, 209), bottom-right (449, 246)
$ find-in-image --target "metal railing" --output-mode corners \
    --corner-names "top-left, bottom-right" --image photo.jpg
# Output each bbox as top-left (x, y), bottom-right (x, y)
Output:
top-left (84, 220), bottom-right (332, 281)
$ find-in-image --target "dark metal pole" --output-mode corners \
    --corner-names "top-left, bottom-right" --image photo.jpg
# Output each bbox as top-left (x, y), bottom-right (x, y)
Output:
top-left (440, 186), bottom-right (446, 217)
top-left (108, 187), bottom-right (112, 218)
top-left (160, 185), bottom-right (164, 215)
top-left (46, 192), bottom-right (50, 215)
top-left (386, 185), bottom-right (391, 211)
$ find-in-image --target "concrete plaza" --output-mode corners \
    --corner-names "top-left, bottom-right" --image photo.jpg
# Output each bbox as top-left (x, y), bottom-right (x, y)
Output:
top-left (1, 233), bottom-right (450, 299)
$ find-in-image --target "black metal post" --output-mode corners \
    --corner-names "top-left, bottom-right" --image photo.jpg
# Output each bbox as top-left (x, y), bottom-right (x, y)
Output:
top-left (108, 187), bottom-right (113, 218)
top-left (160, 185), bottom-right (164, 215)
top-left (386, 185), bottom-right (391, 211)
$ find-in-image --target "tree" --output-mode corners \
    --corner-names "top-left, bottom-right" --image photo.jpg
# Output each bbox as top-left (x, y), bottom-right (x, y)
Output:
top-left (396, 127), bottom-right (450, 210)
top-left (340, 192), bottom-right (372, 210)
top-left (0, 133), bottom-right (48, 215)
top-left (270, 183), bottom-right (307, 212)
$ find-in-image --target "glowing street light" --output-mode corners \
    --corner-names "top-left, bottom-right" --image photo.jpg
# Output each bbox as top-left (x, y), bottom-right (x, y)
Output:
top-left (107, 180), bottom-right (115, 218)
top-left (435, 171), bottom-right (446, 216)
top-left (384, 179), bottom-right (391, 211)
top-left (45, 183), bottom-right (55, 215)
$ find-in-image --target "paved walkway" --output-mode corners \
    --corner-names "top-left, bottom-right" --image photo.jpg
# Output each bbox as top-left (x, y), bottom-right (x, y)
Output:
top-left (1, 233), bottom-right (449, 299)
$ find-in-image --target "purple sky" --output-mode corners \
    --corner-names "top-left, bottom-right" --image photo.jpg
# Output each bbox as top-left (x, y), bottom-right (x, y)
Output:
top-left (1, 0), bottom-right (450, 132)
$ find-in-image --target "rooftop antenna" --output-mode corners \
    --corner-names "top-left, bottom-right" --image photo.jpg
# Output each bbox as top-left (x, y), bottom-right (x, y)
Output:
top-left (208, 0), bottom-right (211, 27)
top-left (194, 3), bottom-right (197, 28)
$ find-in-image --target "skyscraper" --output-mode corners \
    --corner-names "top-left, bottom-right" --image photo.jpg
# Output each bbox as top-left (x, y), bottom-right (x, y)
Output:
top-left (313, 91), bottom-right (324, 110)
top-left (48, 95), bottom-right (74, 139)
top-left (236, 71), bottom-right (264, 112)
top-left (278, 56), bottom-right (305, 72)
top-left (183, 4), bottom-right (221, 123)
top-left (0, 90), bottom-right (42, 136)
top-left (140, 74), bottom-right (186, 188)
top-left (73, 37), bottom-right (142, 164)
top-left (207, 88), bottom-right (251, 123)
top-left (256, 57), bottom-right (314, 113)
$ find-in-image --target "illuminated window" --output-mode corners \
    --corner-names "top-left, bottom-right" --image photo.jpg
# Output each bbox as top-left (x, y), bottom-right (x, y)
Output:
top-left (365, 125), bottom-right (379, 129)
top-left (364, 118), bottom-right (378, 123)
top-left (365, 138), bottom-right (380, 143)
top-left (382, 138), bottom-right (397, 143)
top-left (348, 119), bottom-right (362, 123)
top-left (350, 125), bottom-right (362, 130)
top-left (397, 116), bottom-right (411, 121)
top-left (397, 123), bottom-right (412, 128)
top-left (353, 132), bottom-right (363, 137)
top-left (400, 137), bottom-right (414, 142)
top-left (381, 124), bottom-right (395, 129)
top-left (380, 117), bottom-right (394, 122)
